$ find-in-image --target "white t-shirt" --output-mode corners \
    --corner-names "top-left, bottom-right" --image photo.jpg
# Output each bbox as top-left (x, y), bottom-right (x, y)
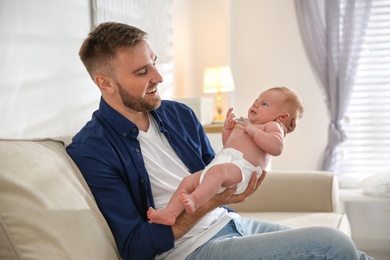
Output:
top-left (137, 114), bottom-right (236, 259)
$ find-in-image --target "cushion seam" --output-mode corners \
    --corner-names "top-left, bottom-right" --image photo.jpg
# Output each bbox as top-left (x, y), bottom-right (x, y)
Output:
top-left (0, 215), bottom-right (23, 259)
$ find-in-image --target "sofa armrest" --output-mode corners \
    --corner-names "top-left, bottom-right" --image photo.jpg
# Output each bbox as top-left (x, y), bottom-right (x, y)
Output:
top-left (227, 170), bottom-right (339, 213)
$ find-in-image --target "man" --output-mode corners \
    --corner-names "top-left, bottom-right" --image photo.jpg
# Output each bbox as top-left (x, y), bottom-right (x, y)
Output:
top-left (67, 22), bottom-right (372, 260)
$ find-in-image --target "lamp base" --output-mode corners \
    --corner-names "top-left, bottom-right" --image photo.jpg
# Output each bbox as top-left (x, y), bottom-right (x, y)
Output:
top-left (212, 113), bottom-right (225, 124)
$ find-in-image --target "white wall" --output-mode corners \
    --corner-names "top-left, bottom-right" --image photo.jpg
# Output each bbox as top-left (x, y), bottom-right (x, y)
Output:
top-left (231, 0), bottom-right (329, 171)
top-left (172, 0), bottom-right (233, 115)
top-left (173, 0), bottom-right (328, 171)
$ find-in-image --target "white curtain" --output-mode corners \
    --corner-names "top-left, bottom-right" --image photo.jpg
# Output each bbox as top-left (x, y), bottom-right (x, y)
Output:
top-left (295, 0), bottom-right (372, 172)
top-left (0, 0), bottom-right (96, 139)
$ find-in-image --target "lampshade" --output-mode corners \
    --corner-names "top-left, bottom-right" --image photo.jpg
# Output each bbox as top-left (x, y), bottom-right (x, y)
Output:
top-left (203, 66), bottom-right (235, 93)
top-left (203, 66), bottom-right (235, 123)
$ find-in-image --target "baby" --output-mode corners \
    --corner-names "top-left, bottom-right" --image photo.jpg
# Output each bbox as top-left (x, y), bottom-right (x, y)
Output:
top-left (147, 86), bottom-right (304, 225)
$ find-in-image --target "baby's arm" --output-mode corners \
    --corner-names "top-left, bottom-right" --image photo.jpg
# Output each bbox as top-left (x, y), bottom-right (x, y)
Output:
top-left (236, 118), bottom-right (285, 156)
top-left (222, 108), bottom-right (237, 145)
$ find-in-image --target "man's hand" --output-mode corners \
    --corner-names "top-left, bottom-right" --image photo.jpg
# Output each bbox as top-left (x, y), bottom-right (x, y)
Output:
top-left (210, 170), bottom-right (266, 207)
top-left (275, 117), bottom-right (298, 134)
top-left (172, 171), bottom-right (266, 240)
top-left (223, 170), bottom-right (266, 204)
top-left (173, 171), bottom-right (266, 240)
top-left (287, 118), bottom-right (297, 133)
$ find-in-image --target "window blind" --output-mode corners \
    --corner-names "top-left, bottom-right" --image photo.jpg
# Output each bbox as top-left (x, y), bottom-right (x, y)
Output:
top-left (338, 0), bottom-right (390, 176)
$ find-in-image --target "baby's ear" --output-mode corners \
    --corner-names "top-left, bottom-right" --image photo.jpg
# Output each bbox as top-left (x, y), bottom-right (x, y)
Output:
top-left (278, 113), bottom-right (290, 123)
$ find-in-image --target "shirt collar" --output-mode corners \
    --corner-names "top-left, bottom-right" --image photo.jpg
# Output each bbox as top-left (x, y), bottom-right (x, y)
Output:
top-left (99, 97), bottom-right (137, 138)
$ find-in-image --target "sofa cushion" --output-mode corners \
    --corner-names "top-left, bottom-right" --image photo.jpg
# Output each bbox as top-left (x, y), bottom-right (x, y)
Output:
top-left (0, 138), bottom-right (120, 259)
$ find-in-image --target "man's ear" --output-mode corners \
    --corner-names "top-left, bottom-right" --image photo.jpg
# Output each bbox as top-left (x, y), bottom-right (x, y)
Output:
top-left (95, 74), bottom-right (115, 94)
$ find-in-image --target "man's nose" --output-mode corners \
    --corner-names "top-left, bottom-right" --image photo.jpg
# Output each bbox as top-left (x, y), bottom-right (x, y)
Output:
top-left (151, 66), bottom-right (163, 83)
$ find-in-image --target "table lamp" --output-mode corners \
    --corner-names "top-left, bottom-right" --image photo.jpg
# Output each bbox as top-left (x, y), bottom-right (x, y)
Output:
top-left (203, 66), bottom-right (235, 123)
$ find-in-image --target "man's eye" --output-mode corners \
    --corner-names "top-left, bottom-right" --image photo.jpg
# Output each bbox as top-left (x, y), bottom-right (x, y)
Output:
top-left (262, 102), bottom-right (268, 106)
top-left (138, 68), bottom-right (148, 75)
top-left (137, 62), bottom-right (157, 76)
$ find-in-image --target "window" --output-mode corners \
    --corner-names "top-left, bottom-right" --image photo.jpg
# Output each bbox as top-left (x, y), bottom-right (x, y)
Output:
top-left (338, 0), bottom-right (390, 176)
top-left (0, 0), bottom-right (95, 138)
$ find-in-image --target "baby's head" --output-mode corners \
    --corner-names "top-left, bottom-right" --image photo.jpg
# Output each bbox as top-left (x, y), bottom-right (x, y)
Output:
top-left (249, 86), bottom-right (303, 134)
top-left (268, 86), bottom-right (304, 134)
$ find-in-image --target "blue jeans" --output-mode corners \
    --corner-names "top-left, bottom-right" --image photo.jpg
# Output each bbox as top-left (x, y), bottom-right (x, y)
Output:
top-left (186, 217), bottom-right (373, 260)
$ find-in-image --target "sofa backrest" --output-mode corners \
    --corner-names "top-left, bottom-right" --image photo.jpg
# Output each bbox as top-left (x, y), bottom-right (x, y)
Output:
top-left (0, 138), bottom-right (120, 259)
top-left (228, 170), bottom-right (339, 213)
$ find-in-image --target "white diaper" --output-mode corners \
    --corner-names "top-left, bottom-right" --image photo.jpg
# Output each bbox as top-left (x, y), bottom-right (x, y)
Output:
top-left (200, 148), bottom-right (262, 194)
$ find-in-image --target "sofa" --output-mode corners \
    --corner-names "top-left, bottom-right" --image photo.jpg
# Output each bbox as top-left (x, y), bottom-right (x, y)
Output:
top-left (0, 137), bottom-right (350, 259)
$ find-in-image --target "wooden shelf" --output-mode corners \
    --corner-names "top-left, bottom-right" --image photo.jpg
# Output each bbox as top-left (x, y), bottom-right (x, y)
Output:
top-left (203, 124), bottom-right (223, 133)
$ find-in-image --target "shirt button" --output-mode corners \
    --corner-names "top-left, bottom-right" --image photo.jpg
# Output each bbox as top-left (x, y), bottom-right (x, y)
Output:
top-left (132, 128), bottom-right (137, 133)
top-left (123, 132), bottom-right (127, 137)
top-left (140, 179), bottom-right (144, 184)
top-left (135, 148), bottom-right (140, 153)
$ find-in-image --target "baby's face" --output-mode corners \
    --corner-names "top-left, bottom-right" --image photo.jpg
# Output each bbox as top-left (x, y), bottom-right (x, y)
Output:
top-left (247, 90), bottom-right (286, 124)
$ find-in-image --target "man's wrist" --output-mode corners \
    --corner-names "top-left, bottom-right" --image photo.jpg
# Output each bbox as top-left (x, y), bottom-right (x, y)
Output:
top-left (172, 201), bottom-right (217, 240)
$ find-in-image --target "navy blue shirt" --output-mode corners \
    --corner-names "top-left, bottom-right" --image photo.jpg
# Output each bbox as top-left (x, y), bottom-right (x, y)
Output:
top-left (66, 98), bottom-right (215, 260)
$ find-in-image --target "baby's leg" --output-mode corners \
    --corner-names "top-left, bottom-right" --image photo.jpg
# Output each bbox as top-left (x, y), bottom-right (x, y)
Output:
top-left (180, 189), bottom-right (199, 213)
top-left (147, 172), bottom-right (202, 225)
top-left (147, 207), bottom-right (178, 225)
top-left (181, 163), bottom-right (242, 213)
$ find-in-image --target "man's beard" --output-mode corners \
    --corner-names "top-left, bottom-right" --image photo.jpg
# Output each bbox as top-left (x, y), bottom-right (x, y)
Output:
top-left (117, 82), bottom-right (161, 112)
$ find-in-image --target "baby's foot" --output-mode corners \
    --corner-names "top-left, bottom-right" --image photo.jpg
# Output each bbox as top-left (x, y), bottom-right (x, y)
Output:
top-left (180, 190), bottom-right (198, 214)
top-left (147, 207), bottom-right (176, 225)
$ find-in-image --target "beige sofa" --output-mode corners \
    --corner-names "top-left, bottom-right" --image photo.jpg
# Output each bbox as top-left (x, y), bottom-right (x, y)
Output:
top-left (0, 138), bottom-right (350, 259)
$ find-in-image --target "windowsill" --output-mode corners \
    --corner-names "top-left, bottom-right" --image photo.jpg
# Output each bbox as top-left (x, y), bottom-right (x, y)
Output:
top-left (338, 188), bottom-right (390, 213)
top-left (337, 173), bottom-right (374, 189)
top-left (340, 188), bottom-right (379, 201)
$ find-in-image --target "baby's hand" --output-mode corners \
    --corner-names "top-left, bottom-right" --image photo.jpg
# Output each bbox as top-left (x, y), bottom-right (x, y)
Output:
top-left (235, 117), bottom-right (258, 137)
top-left (224, 108), bottom-right (237, 130)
